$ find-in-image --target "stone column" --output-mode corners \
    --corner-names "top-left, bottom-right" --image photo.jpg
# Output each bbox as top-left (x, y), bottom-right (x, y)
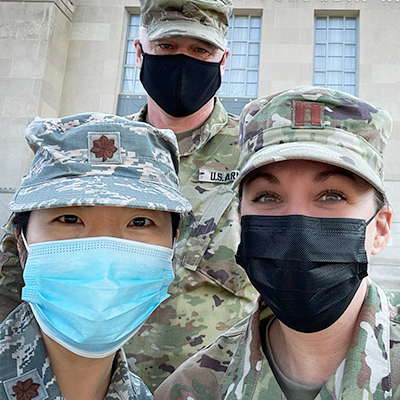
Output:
top-left (0, 0), bottom-right (74, 226)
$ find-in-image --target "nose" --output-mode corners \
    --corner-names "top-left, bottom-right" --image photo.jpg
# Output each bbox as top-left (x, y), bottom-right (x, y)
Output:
top-left (281, 200), bottom-right (312, 217)
top-left (176, 46), bottom-right (190, 56)
top-left (86, 220), bottom-right (123, 239)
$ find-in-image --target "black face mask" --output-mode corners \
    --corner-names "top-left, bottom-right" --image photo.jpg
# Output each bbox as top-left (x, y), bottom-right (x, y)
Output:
top-left (139, 47), bottom-right (222, 118)
top-left (236, 214), bottom-right (374, 333)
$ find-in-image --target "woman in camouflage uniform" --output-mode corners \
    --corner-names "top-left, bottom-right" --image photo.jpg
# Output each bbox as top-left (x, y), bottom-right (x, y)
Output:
top-left (0, 113), bottom-right (191, 400)
top-left (155, 86), bottom-right (400, 400)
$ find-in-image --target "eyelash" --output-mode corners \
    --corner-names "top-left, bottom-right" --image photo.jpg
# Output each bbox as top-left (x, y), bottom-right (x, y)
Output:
top-left (55, 215), bottom-right (82, 224)
top-left (320, 190), bottom-right (348, 202)
top-left (128, 217), bottom-right (154, 227)
top-left (250, 190), bottom-right (348, 204)
top-left (53, 216), bottom-right (156, 228)
top-left (251, 191), bottom-right (281, 203)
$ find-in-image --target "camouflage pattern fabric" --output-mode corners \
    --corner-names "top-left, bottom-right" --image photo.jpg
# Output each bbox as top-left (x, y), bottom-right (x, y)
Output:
top-left (140, 0), bottom-right (232, 51)
top-left (235, 85), bottom-right (393, 194)
top-left (0, 302), bottom-right (154, 400)
top-left (9, 112), bottom-right (191, 214)
top-left (0, 234), bottom-right (23, 322)
top-left (123, 97), bottom-right (258, 391)
top-left (155, 279), bottom-right (400, 400)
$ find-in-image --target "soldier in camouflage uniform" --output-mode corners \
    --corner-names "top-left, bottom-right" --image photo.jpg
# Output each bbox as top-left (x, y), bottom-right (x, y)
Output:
top-left (0, 113), bottom-right (191, 400)
top-left (155, 86), bottom-right (400, 400)
top-left (0, 0), bottom-right (257, 391)
top-left (122, 0), bottom-right (257, 391)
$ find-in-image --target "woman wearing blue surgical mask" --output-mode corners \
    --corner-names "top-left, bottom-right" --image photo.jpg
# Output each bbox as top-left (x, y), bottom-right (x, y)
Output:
top-left (0, 113), bottom-right (191, 400)
top-left (155, 86), bottom-right (400, 400)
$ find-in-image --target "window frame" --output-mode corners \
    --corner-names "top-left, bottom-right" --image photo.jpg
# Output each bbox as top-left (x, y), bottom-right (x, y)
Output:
top-left (218, 14), bottom-right (262, 99)
top-left (313, 14), bottom-right (359, 96)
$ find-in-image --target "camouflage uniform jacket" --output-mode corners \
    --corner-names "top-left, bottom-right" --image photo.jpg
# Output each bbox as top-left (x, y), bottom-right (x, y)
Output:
top-left (0, 234), bottom-right (23, 322)
top-left (0, 302), bottom-right (153, 400)
top-left (155, 279), bottom-right (400, 400)
top-left (124, 98), bottom-right (257, 390)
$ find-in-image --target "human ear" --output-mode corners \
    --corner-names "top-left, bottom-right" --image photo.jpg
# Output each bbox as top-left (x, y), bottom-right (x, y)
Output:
top-left (14, 230), bottom-right (28, 269)
top-left (135, 38), bottom-right (143, 69)
top-left (371, 205), bottom-right (393, 255)
top-left (219, 48), bottom-right (230, 77)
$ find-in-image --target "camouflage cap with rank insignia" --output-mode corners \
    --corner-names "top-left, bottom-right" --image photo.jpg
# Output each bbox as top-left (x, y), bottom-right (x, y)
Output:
top-left (140, 0), bottom-right (232, 51)
top-left (234, 85), bottom-right (393, 194)
top-left (9, 113), bottom-right (192, 213)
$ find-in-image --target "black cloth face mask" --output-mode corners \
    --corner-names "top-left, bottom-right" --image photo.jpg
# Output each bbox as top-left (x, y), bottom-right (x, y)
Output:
top-left (236, 214), bottom-right (375, 333)
top-left (139, 46), bottom-right (223, 118)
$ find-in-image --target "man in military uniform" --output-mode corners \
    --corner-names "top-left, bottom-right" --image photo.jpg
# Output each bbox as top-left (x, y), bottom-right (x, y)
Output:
top-left (122, 0), bottom-right (257, 391)
top-left (155, 86), bottom-right (400, 400)
top-left (0, 0), bottom-right (257, 391)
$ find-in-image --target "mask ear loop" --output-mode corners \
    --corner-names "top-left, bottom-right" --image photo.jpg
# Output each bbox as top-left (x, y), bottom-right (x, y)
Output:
top-left (138, 42), bottom-right (146, 56)
top-left (366, 208), bottom-right (380, 226)
top-left (20, 229), bottom-right (30, 253)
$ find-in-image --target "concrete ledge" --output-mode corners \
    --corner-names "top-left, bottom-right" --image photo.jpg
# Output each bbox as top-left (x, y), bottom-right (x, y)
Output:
top-left (1, 0), bottom-right (75, 21)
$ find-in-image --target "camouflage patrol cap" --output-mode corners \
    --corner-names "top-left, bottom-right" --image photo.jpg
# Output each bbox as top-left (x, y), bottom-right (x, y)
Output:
top-left (235, 85), bottom-right (393, 193)
top-left (140, 0), bottom-right (232, 51)
top-left (9, 113), bottom-right (192, 213)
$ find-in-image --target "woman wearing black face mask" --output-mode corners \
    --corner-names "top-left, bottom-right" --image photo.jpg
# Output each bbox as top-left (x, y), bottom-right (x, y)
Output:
top-left (155, 86), bottom-right (400, 400)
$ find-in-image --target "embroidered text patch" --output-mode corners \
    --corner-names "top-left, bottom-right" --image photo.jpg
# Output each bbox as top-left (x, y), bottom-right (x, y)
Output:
top-left (199, 169), bottom-right (239, 183)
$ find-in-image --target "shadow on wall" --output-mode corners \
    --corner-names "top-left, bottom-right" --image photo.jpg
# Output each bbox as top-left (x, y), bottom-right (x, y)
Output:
top-left (116, 95), bottom-right (252, 117)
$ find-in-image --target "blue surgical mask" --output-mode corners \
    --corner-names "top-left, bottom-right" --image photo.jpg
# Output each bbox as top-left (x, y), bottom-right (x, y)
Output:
top-left (21, 235), bottom-right (174, 358)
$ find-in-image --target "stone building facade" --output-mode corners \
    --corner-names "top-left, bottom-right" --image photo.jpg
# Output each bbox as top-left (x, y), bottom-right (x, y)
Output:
top-left (0, 0), bottom-right (399, 287)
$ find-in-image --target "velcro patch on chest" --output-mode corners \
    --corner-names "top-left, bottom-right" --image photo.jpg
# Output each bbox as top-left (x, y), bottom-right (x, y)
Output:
top-left (199, 169), bottom-right (239, 183)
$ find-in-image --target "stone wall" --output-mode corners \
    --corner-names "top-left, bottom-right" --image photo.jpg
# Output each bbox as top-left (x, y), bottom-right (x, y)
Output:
top-left (0, 0), bottom-right (73, 221)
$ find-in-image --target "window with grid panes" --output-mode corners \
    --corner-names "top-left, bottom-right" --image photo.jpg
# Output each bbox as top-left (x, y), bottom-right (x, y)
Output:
top-left (121, 14), bottom-right (144, 95)
top-left (218, 15), bottom-right (261, 98)
top-left (117, 13), bottom-right (262, 115)
top-left (313, 16), bottom-right (358, 96)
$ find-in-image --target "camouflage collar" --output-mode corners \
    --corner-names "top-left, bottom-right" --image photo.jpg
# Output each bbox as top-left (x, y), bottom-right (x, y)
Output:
top-left (228, 280), bottom-right (396, 399)
top-left (130, 105), bottom-right (148, 124)
top-left (134, 97), bottom-right (229, 156)
top-left (177, 97), bottom-right (229, 156)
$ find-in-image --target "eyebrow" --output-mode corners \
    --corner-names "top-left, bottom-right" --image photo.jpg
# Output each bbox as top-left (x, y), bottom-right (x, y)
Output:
top-left (314, 169), bottom-right (357, 183)
top-left (245, 172), bottom-right (279, 185)
top-left (245, 167), bottom-right (357, 186)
